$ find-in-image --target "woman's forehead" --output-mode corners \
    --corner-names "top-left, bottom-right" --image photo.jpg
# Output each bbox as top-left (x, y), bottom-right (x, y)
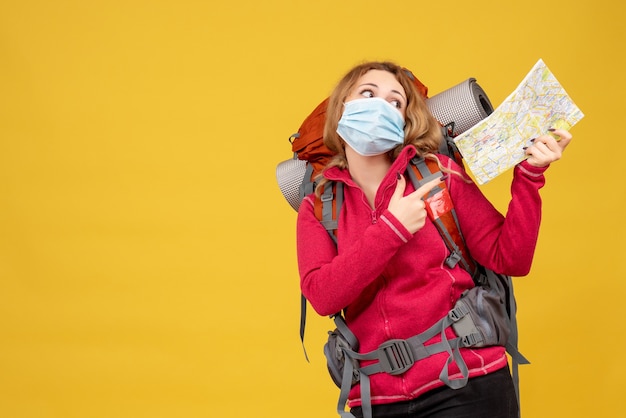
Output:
top-left (356, 70), bottom-right (405, 93)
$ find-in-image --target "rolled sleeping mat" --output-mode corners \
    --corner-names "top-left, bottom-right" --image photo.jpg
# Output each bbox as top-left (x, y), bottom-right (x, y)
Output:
top-left (276, 157), bottom-right (307, 211)
top-left (276, 78), bottom-right (494, 211)
top-left (425, 78), bottom-right (493, 136)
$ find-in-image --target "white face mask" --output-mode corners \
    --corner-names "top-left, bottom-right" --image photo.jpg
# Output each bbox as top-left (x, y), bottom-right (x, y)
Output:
top-left (336, 97), bottom-right (406, 156)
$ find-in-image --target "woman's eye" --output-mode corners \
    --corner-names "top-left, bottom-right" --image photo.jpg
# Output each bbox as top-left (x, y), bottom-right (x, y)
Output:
top-left (360, 89), bottom-right (374, 98)
top-left (390, 99), bottom-right (402, 109)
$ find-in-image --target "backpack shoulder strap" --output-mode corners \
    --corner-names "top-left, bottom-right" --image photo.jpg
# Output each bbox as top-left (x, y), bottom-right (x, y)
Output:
top-left (406, 157), bottom-right (477, 276)
top-left (300, 180), bottom-right (344, 361)
top-left (313, 181), bottom-right (343, 243)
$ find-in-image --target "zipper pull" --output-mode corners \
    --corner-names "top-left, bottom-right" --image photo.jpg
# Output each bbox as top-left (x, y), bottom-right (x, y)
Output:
top-left (371, 211), bottom-right (377, 224)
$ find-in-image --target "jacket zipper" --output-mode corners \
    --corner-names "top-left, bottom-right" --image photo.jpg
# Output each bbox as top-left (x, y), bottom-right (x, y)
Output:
top-left (370, 177), bottom-right (398, 225)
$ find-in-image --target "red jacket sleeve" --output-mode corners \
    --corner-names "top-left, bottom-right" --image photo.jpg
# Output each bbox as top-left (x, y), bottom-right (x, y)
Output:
top-left (446, 158), bottom-right (548, 276)
top-left (296, 195), bottom-right (412, 316)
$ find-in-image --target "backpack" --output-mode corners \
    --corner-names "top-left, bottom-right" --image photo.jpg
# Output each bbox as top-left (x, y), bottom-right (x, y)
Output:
top-left (276, 71), bottom-right (529, 418)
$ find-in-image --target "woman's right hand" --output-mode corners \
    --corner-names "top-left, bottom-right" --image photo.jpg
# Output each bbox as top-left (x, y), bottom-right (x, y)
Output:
top-left (388, 174), bottom-right (442, 234)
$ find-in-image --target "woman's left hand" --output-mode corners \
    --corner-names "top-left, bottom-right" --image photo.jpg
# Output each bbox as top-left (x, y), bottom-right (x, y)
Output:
top-left (525, 128), bottom-right (573, 168)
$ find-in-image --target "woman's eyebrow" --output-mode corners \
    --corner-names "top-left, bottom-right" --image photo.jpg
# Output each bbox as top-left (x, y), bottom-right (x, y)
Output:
top-left (392, 90), bottom-right (407, 100)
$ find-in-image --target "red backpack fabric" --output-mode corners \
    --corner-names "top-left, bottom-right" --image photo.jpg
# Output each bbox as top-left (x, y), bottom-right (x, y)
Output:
top-left (289, 97), bottom-right (331, 178)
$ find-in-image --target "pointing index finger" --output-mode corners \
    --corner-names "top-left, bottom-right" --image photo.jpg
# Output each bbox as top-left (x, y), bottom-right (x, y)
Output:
top-left (413, 175), bottom-right (444, 199)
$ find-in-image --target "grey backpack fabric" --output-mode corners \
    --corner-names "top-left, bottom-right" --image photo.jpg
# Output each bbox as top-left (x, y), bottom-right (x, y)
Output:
top-left (452, 270), bottom-right (511, 348)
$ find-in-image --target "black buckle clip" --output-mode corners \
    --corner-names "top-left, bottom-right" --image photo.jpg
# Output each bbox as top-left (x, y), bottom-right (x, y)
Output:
top-left (377, 339), bottom-right (414, 375)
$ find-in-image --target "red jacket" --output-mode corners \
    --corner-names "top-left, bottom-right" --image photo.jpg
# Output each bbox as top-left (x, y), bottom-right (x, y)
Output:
top-left (296, 145), bottom-right (547, 407)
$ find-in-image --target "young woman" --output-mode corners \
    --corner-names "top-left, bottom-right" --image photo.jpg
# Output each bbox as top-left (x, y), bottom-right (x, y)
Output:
top-left (296, 61), bottom-right (572, 418)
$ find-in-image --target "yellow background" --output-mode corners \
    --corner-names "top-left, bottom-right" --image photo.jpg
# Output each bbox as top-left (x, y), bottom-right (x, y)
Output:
top-left (1, 0), bottom-right (624, 417)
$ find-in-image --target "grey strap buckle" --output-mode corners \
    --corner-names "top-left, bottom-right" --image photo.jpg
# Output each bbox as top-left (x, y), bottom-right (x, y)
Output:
top-left (377, 339), bottom-right (415, 375)
top-left (445, 250), bottom-right (462, 268)
top-left (461, 333), bottom-right (483, 347)
top-left (448, 303), bottom-right (470, 322)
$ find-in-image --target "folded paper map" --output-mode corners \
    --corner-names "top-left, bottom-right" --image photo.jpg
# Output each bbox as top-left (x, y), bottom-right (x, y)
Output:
top-left (453, 59), bottom-right (584, 184)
